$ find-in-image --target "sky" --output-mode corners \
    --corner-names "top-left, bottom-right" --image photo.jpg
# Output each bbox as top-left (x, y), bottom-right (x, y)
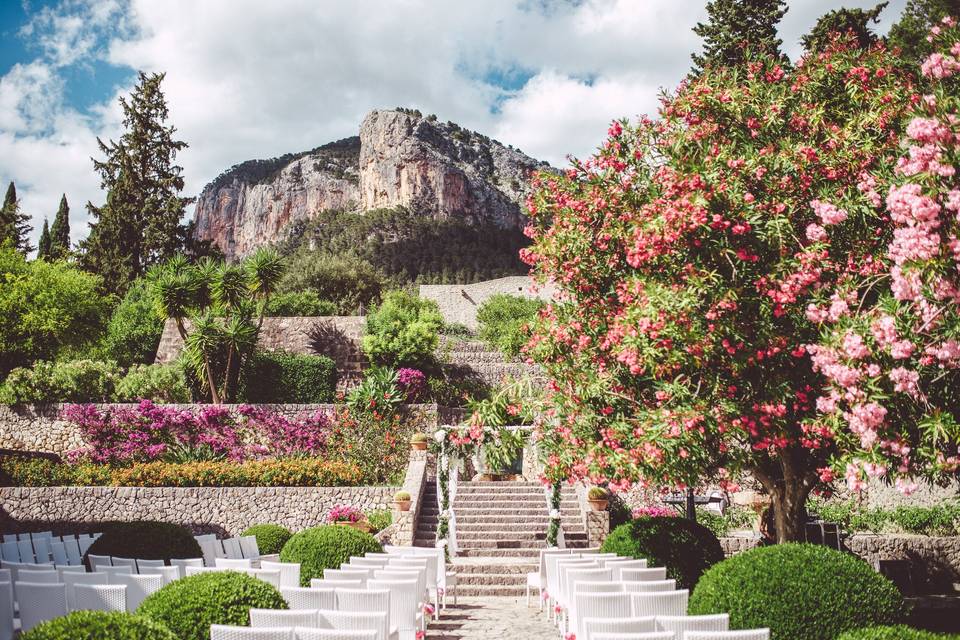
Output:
top-left (0, 0), bottom-right (908, 249)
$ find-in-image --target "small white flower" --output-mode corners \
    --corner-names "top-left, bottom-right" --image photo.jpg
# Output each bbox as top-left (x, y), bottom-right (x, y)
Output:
top-left (434, 429), bottom-right (446, 443)
top-left (549, 509), bottom-right (561, 519)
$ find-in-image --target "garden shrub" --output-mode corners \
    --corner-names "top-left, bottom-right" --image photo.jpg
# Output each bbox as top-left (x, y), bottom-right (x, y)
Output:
top-left (601, 516), bottom-right (724, 590)
top-left (21, 610), bottom-right (176, 640)
top-left (279, 525), bottom-right (383, 586)
top-left (476, 293), bottom-right (543, 358)
top-left (689, 544), bottom-right (904, 640)
top-left (327, 407), bottom-right (417, 484)
top-left (238, 350), bottom-right (337, 403)
top-left (85, 521), bottom-right (201, 568)
top-left (263, 291), bottom-right (337, 316)
top-left (241, 524), bottom-right (292, 555)
top-left (101, 278), bottom-right (164, 368)
top-left (837, 626), bottom-right (960, 640)
top-left (278, 252), bottom-right (385, 315)
top-left (115, 362), bottom-right (191, 403)
top-left (138, 571), bottom-right (286, 640)
top-left (0, 359), bottom-right (120, 404)
top-left (366, 510), bottom-right (392, 533)
top-left (361, 290), bottom-right (443, 369)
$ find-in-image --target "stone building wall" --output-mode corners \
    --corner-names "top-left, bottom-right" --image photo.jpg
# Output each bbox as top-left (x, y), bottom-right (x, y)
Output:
top-left (0, 485), bottom-right (394, 537)
top-left (419, 276), bottom-right (556, 330)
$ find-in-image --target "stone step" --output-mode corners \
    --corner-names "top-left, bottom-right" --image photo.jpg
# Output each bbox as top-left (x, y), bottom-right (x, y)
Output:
top-left (451, 548), bottom-right (543, 558)
top-left (417, 521), bottom-right (583, 533)
top-left (420, 537), bottom-right (586, 550)
top-left (456, 572), bottom-right (528, 586)
top-left (453, 584), bottom-right (527, 597)
top-left (455, 531), bottom-right (557, 542)
top-left (418, 515), bottom-right (580, 525)
top-left (450, 562), bottom-right (537, 575)
top-left (419, 508), bottom-right (579, 517)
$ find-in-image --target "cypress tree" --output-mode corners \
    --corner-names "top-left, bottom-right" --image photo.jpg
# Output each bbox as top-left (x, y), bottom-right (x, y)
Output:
top-left (80, 72), bottom-right (193, 293)
top-left (49, 194), bottom-right (71, 259)
top-left (691, 0), bottom-right (789, 74)
top-left (0, 181), bottom-right (33, 254)
top-left (37, 219), bottom-right (52, 259)
top-left (802, 3), bottom-right (888, 53)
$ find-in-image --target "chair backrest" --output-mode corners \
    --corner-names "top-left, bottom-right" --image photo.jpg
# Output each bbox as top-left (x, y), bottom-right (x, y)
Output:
top-left (74, 583), bottom-right (126, 612)
top-left (554, 559), bottom-right (598, 604)
top-left (17, 569), bottom-right (59, 584)
top-left (621, 567), bottom-right (668, 582)
top-left (62, 538), bottom-right (83, 566)
top-left (389, 556), bottom-right (436, 589)
top-left (31, 532), bottom-right (53, 540)
top-left (185, 566), bottom-right (222, 577)
top-left (17, 582), bottom-right (67, 632)
top-left (64, 572), bottom-right (109, 610)
top-left (684, 631), bottom-right (770, 640)
top-left (143, 566), bottom-right (180, 585)
top-left (209, 625), bottom-right (294, 640)
top-left (295, 628), bottom-right (376, 640)
top-left (196, 538), bottom-right (220, 566)
top-left (261, 561), bottom-right (300, 588)
top-left (31, 537), bottom-right (52, 563)
top-left (240, 536), bottom-right (260, 560)
top-left (547, 556), bottom-right (589, 598)
top-left (16, 540), bottom-right (34, 564)
top-left (0, 536), bottom-right (14, 543)
top-left (281, 586), bottom-right (335, 611)
top-left (0, 543), bottom-right (18, 563)
top-left (102, 565), bottom-right (134, 579)
top-left (169, 557), bottom-right (203, 577)
top-left (113, 573), bottom-right (163, 611)
top-left (604, 558), bottom-right (648, 577)
top-left (572, 592), bottom-right (633, 639)
top-left (310, 579), bottom-right (362, 589)
top-left (316, 608), bottom-right (388, 640)
top-left (136, 559), bottom-right (166, 572)
top-left (49, 541), bottom-right (68, 565)
top-left (324, 568), bottom-right (370, 585)
top-left (0, 581), bottom-right (12, 640)
top-left (564, 568), bottom-right (612, 612)
top-left (217, 558), bottom-right (253, 569)
top-left (56, 565), bottom-right (86, 578)
top-left (222, 537), bottom-right (244, 560)
top-left (539, 548), bottom-right (571, 580)
top-left (374, 568), bottom-right (424, 601)
top-left (88, 554), bottom-right (112, 570)
top-left (110, 557), bottom-right (138, 572)
top-left (367, 579), bottom-right (417, 633)
top-left (347, 557), bottom-right (387, 569)
top-left (592, 633), bottom-right (673, 640)
top-left (630, 590), bottom-right (689, 618)
top-left (575, 581), bottom-right (622, 593)
top-left (247, 569), bottom-right (282, 588)
top-left (334, 588), bottom-right (390, 615)
top-left (250, 608), bottom-right (318, 628)
top-left (623, 580), bottom-right (677, 593)
top-left (77, 537), bottom-right (94, 556)
top-left (582, 616), bottom-right (657, 640)
top-left (655, 614), bottom-right (729, 635)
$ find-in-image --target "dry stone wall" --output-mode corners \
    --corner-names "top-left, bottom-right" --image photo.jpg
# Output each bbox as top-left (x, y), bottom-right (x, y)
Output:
top-left (419, 276), bottom-right (555, 330)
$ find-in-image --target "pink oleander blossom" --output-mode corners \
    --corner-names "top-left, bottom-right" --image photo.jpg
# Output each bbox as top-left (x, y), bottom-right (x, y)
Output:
top-left (810, 199), bottom-right (848, 226)
top-left (326, 504), bottom-right (364, 523)
top-left (632, 505), bottom-right (676, 519)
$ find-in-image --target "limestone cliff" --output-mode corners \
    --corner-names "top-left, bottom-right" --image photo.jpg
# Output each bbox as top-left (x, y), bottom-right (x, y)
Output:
top-left (191, 109), bottom-right (549, 259)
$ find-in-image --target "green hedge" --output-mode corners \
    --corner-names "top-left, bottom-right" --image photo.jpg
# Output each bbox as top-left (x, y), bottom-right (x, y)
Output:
top-left (279, 525), bottom-right (383, 586)
top-left (138, 571), bottom-right (286, 640)
top-left (239, 350), bottom-right (337, 403)
top-left (0, 359), bottom-right (119, 404)
top-left (115, 362), bottom-right (191, 403)
top-left (601, 516), bottom-right (724, 590)
top-left (241, 524), bottom-right (292, 555)
top-left (689, 544), bottom-right (904, 640)
top-left (837, 627), bottom-right (960, 640)
top-left (21, 610), bottom-right (176, 640)
top-left (476, 293), bottom-right (543, 358)
top-left (84, 521), bottom-right (201, 566)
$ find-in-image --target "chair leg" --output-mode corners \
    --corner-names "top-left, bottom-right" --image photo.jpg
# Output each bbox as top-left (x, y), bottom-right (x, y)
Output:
top-left (526, 585), bottom-right (530, 607)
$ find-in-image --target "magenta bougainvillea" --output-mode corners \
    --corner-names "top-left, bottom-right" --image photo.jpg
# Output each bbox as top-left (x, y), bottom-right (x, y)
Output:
top-left (396, 368), bottom-right (427, 402)
top-left (326, 504), bottom-right (364, 523)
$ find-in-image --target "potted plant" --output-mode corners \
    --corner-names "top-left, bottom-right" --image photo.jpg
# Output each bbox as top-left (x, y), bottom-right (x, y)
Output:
top-left (410, 432), bottom-right (428, 451)
top-left (394, 490), bottom-right (412, 512)
top-left (326, 505), bottom-right (370, 532)
top-left (587, 487), bottom-right (609, 511)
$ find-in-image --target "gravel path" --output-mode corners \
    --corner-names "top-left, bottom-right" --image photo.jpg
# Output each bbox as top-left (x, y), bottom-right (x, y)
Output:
top-left (426, 596), bottom-right (558, 639)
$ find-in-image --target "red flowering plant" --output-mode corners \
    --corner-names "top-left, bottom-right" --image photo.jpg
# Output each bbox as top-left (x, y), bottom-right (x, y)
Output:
top-left (326, 504), bottom-right (364, 524)
top-left (524, 37), bottom-right (921, 541)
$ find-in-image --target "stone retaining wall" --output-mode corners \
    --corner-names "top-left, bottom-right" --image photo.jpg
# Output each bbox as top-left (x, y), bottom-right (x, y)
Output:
top-left (419, 276), bottom-right (556, 330)
top-left (0, 485), bottom-right (395, 537)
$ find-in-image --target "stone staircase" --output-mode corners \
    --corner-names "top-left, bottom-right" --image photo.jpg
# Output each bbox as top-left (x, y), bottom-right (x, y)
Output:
top-left (441, 340), bottom-right (544, 388)
top-left (415, 480), bottom-right (587, 596)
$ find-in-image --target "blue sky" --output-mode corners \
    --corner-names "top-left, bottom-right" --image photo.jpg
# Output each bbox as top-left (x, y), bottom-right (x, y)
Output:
top-left (0, 0), bottom-right (907, 249)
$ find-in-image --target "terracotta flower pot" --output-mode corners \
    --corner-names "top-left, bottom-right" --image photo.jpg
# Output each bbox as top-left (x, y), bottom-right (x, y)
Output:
top-left (588, 499), bottom-right (608, 511)
top-left (394, 499), bottom-right (412, 512)
top-left (337, 521), bottom-right (372, 533)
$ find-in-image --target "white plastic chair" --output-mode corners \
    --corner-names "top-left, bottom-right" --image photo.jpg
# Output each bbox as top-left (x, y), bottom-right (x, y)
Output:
top-left (623, 580), bottom-right (677, 593)
top-left (592, 632), bottom-right (673, 640)
top-left (196, 538), bottom-right (221, 567)
top-left (576, 581), bottom-right (623, 593)
top-left (685, 631), bottom-right (770, 640)
top-left (210, 626), bottom-right (294, 640)
top-left (564, 568), bottom-right (613, 630)
top-left (63, 538), bottom-right (83, 565)
top-left (112, 573), bottom-right (163, 611)
top-left (324, 568), bottom-right (371, 585)
top-left (64, 572), bottom-right (109, 611)
top-left (583, 616), bottom-right (657, 640)
top-left (146, 566), bottom-right (180, 585)
top-left (316, 609), bottom-right (388, 640)
top-left (0, 536), bottom-right (14, 544)
top-left (334, 588), bottom-right (390, 618)
top-left (604, 559), bottom-right (648, 579)
top-left (111, 557), bottom-right (138, 572)
top-left (367, 578), bottom-right (419, 639)
top-left (32, 538), bottom-right (52, 563)
top-left (101, 565), bottom-right (134, 579)
top-left (526, 548), bottom-right (570, 608)
top-left (571, 592), bottom-right (633, 640)
top-left (656, 614), bottom-right (729, 635)
top-left (310, 579), bottom-right (363, 589)
top-left (261, 561), bottom-right (301, 588)
top-left (136, 559), bottom-right (166, 572)
top-left (621, 567), bottom-right (668, 582)
top-left (73, 583), bottom-right (126, 612)
top-left (16, 540), bottom-right (34, 564)
top-left (49, 542), bottom-right (69, 566)
top-left (348, 557), bottom-right (387, 569)
top-left (552, 559), bottom-right (597, 620)
top-left (17, 569), bottom-right (59, 584)
top-left (18, 582), bottom-right (67, 631)
top-left (0, 544), bottom-right (18, 563)
top-left (217, 558), bottom-right (253, 570)
top-left (295, 629), bottom-right (376, 640)
top-left (56, 565), bottom-right (86, 578)
top-left (88, 554), bottom-right (112, 570)
top-left (0, 581), bottom-right (13, 640)
top-left (222, 538), bottom-right (244, 560)
top-left (247, 569), bottom-right (282, 588)
top-left (280, 587), bottom-right (334, 611)
top-left (240, 536), bottom-right (261, 560)
top-left (77, 537), bottom-right (95, 556)
top-left (251, 609), bottom-right (318, 628)
top-left (170, 557), bottom-right (203, 578)
top-left (631, 590), bottom-right (689, 618)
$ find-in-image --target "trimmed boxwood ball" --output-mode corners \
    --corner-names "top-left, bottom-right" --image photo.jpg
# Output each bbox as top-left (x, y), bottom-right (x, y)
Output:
top-left (689, 544), bottom-right (905, 640)
top-left (241, 524), bottom-right (292, 555)
top-left (137, 571), bottom-right (286, 640)
top-left (280, 525), bottom-right (383, 586)
top-left (601, 516), bottom-right (724, 590)
top-left (21, 610), bottom-right (176, 640)
top-left (838, 627), bottom-right (960, 640)
top-left (84, 520), bottom-right (201, 568)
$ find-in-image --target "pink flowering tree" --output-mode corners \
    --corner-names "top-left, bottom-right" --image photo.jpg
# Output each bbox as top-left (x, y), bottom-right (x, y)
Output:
top-left (524, 37), bottom-right (923, 541)
top-left (809, 18), bottom-right (960, 495)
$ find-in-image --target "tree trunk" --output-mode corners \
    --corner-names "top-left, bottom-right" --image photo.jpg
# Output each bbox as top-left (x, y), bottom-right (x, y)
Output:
top-left (769, 482), bottom-right (810, 543)
top-left (204, 355), bottom-right (221, 404)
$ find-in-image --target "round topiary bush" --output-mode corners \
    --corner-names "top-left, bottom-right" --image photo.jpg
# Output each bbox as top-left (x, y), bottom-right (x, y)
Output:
top-left (689, 544), bottom-right (905, 640)
top-left (838, 627), bottom-right (960, 640)
top-left (21, 610), bottom-right (176, 640)
top-left (137, 571), bottom-right (286, 640)
top-left (241, 524), bottom-right (292, 555)
top-left (279, 525), bottom-right (383, 586)
top-left (601, 516), bottom-right (724, 590)
top-left (84, 520), bottom-right (201, 567)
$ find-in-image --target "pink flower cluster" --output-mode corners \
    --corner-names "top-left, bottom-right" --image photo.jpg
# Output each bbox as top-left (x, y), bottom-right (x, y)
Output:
top-left (631, 505), bottom-right (676, 519)
top-left (810, 200), bottom-right (848, 226)
top-left (326, 504), bottom-right (364, 523)
top-left (237, 405), bottom-right (330, 457)
top-left (396, 368), bottom-right (427, 402)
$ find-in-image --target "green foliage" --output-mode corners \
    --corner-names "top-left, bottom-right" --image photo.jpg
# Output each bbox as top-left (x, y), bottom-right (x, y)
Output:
top-left (21, 611), bottom-right (177, 640)
top-left (366, 509), bottom-right (392, 533)
top-left (347, 367), bottom-right (404, 415)
top-left (442, 323), bottom-right (474, 338)
top-left (691, 0), bottom-right (788, 73)
top-left (362, 291), bottom-right (442, 368)
top-left (138, 571), bottom-right (286, 640)
top-left (115, 363), bottom-right (191, 403)
top-left (0, 182), bottom-right (32, 254)
top-left (279, 525), bottom-right (383, 586)
top-left (482, 427), bottom-right (526, 473)
top-left (85, 521), bottom-right (201, 564)
top-left (891, 504), bottom-right (960, 536)
top-left (587, 486), bottom-right (608, 500)
top-left (238, 350), bottom-right (337, 403)
top-left (263, 291), bottom-right (337, 316)
top-left (278, 252), bottom-right (385, 315)
top-left (889, 0), bottom-right (958, 64)
top-left (101, 278), bottom-right (164, 368)
top-left (689, 544), bottom-right (905, 640)
top-left (37, 220), bottom-right (52, 260)
top-left (48, 194), bottom-right (71, 260)
top-left (476, 294), bottom-right (543, 358)
top-left (837, 626), bottom-right (960, 640)
top-left (0, 247), bottom-right (109, 375)
top-left (808, 498), bottom-right (960, 536)
top-left (0, 359), bottom-right (120, 404)
top-left (241, 524), bottom-right (292, 555)
top-left (601, 517), bottom-right (724, 590)
top-left (801, 2), bottom-right (888, 53)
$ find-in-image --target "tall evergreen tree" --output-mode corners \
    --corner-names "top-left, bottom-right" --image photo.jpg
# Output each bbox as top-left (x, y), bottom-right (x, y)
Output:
top-left (80, 72), bottom-right (193, 293)
top-left (691, 0), bottom-right (789, 74)
top-left (49, 194), bottom-right (71, 259)
top-left (889, 0), bottom-right (960, 64)
top-left (0, 181), bottom-right (33, 254)
top-left (37, 219), bottom-right (52, 260)
top-left (802, 3), bottom-right (888, 53)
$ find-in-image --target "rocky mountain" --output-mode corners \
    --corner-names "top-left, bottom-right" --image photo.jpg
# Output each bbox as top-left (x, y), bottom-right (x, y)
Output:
top-left (192, 109), bottom-right (551, 259)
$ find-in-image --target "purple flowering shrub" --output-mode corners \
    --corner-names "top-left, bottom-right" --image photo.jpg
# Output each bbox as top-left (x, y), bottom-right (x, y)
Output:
top-left (326, 504), bottom-right (364, 523)
top-left (237, 405), bottom-right (330, 457)
top-left (396, 368), bottom-right (426, 402)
